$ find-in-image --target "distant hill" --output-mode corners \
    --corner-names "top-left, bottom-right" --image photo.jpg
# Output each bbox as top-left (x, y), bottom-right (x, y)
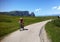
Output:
top-left (0, 11), bottom-right (35, 17)
top-left (42, 14), bottom-right (60, 16)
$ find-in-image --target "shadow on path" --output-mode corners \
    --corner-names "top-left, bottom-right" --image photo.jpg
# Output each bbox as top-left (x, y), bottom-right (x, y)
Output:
top-left (20, 29), bottom-right (28, 31)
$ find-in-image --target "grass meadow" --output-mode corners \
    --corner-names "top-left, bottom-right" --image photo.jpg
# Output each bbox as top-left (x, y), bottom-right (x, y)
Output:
top-left (45, 18), bottom-right (60, 42)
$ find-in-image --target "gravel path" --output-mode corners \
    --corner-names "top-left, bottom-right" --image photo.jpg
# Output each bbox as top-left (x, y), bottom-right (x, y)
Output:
top-left (1, 20), bottom-right (51, 42)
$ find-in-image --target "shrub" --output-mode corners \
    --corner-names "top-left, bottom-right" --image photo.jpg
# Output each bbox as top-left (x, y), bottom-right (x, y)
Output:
top-left (53, 19), bottom-right (60, 27)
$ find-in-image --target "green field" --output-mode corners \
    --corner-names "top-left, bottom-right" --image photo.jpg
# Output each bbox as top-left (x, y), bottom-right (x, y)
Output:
top-left (45, 19), bottom-right (60, 42)
top-left (0, 14), bottom-right (57, 39)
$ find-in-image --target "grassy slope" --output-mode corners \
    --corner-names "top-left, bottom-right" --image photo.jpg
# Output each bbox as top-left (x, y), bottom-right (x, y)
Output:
top-left (0, 14), bottom-right (57, 38)
top-left (45, 19), bottom-right (60, 42)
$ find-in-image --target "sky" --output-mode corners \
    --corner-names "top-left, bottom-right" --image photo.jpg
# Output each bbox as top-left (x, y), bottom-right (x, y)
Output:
top-left (0, 0), bottom-right (60, 16)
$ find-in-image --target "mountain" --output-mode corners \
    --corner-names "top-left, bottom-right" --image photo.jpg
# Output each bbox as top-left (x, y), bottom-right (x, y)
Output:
top-left (0, 11), bottom-right (35, 17)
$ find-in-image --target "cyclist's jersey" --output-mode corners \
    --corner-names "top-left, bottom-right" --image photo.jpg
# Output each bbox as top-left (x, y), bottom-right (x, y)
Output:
top-left (20, 19), bottom-right (23, 23)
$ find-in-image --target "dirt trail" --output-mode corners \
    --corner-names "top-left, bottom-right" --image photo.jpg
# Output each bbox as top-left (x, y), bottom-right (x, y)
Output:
top-left (1, 20), bottom-right (51, 42)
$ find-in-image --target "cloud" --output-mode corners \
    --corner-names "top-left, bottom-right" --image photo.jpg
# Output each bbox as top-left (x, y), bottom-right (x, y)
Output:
top-left (35, 8), bottom-right (41, 13)
top-left (57, 6), bottom-right (60, 10)
top-left (52, 6), bottom-right (60, 10)
top-left (52, 6), bottom-right (57, 9)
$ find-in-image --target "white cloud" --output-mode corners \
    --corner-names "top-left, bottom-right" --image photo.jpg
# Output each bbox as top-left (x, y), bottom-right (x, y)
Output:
top-left (57, 6), bottom-right (60, 10)
top-left (52, 6), bottom-right (60, 10)
top-left (52, 6), bottom-right (57, 9)
top-left (35, 8), bottom-right (41, 13)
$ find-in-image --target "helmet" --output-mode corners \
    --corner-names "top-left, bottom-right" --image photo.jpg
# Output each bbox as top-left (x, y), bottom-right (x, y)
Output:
top-left (20, 18), bottom-right (23, 19)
